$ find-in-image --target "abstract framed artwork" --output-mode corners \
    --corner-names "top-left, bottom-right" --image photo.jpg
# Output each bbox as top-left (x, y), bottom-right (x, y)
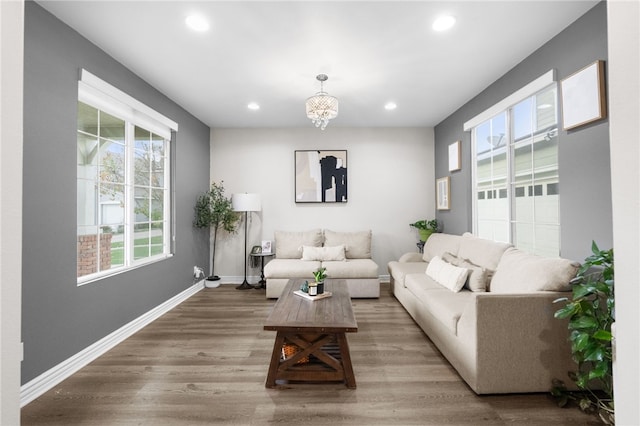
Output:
top-left (436, 176), bottom-right (450, 210)
top-left (560, 60), bottom-right (607, 130)
top-left (295, 150), bottom-right (348, 203)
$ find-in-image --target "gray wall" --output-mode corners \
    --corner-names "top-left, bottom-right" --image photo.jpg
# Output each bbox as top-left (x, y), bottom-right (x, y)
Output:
top-left (434, 1), bottom-right (611, 262)
top-left (22, 2), bottom-right (210, 384)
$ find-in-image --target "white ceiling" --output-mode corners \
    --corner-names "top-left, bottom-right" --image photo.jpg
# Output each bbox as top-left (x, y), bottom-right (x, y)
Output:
top-left (38, 1), bottom-right (599, 129)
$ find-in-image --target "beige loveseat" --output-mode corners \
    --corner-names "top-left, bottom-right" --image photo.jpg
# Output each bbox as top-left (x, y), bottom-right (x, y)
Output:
top-left (264, 229), bottom-right (380, 299)
top-left (388, 232), bottom-right (579, 394)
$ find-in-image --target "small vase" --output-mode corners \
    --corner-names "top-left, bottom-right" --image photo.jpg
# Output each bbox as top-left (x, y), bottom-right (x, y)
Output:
top-left (316, 281), bottom-right (324, 295)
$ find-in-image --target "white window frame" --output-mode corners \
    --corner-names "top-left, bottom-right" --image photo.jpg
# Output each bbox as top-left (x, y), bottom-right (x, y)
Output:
top-left (467, 70), bottom-right (560, 253)
top-left (77, 70), bottom-right (178, 285)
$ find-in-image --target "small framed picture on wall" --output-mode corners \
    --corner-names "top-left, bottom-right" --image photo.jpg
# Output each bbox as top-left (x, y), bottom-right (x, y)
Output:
top-left (436, 177), bottom-right (450, 210)
top-left (448, 141), bottom-right (461, 172)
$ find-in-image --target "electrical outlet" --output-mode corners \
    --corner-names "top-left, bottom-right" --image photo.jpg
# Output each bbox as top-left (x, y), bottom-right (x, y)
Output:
top-left (193, 266), bottom-right (205, 280)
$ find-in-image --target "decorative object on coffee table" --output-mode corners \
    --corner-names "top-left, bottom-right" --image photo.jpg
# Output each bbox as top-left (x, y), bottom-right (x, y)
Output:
top-left (312, 266), bottom-right (327, 294)
top-left (232, 193), bottom-right (261, 290)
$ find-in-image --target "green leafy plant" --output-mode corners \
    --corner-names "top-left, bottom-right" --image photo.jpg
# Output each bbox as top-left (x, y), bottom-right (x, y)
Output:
top-left (553, 241), bottom-right (614, 424)
top-left (410, 219), bottom-right (439, 241)
top-left (409, 219), bottom-right (438, 231)
top-left (193, 181), bottom-right (239, 280)
top-left (312, 267), bottom-right (327, 283)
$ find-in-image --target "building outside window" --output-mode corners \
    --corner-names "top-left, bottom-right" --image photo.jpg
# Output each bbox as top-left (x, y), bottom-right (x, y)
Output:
top-left (472, 84), bottom-right (560, 257)
top-left (76, 70), bottom-right (175, 283)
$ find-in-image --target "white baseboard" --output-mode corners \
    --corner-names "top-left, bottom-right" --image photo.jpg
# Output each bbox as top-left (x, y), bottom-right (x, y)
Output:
top-left (219, 275), bottom-right (391, 283)
top-left (20, 280), bottom-right (205, 407)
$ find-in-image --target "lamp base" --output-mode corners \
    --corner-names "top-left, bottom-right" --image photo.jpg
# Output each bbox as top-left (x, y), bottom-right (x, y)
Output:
top-left (236, 280), bottom-right (254, 290)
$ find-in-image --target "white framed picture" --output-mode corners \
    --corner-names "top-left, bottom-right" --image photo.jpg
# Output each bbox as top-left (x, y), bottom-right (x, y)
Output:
top-left (560, 60), bottom-right (607, 130)
top-left (436, 177), bottom-right (450, 210)
top-left (448, 141), bottom-right (461, 172)
top-left (261, 240), bottom-right (272, 254)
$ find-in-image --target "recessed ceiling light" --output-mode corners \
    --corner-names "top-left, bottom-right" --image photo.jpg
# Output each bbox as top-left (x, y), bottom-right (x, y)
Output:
top-left (384, 102), bottom-right (397, 111)
top-left (247, 102), bottom-right (260, 111)
top-left (432, 15), bottom-right (456, 32)
top-left (185, 14), bottom-right (209, 32)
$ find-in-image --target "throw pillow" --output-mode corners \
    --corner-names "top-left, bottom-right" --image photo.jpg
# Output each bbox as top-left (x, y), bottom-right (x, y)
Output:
top-left (323, 230), bottom-right (371, 259)
top-left (425, 256), bottom-right (470, 293)
top-left (442, 252), bottom-right (488, 292)
top-left (490, 247), bottom-right (580, 293)
top-left (274, 229), bottom-right (323, 259)
top-left (301, 245), bottom-right (346, 261)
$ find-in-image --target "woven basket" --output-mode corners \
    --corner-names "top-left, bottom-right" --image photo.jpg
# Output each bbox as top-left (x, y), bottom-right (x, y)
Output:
top-left (282, 343), bottom-right (309, 364)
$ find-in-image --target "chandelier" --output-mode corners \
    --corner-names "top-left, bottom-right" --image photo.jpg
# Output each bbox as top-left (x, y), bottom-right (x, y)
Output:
top-left (305, 74), bottom-right (338, 130)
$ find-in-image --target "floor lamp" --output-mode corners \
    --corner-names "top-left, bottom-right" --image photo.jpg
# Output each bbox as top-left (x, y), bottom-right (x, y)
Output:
top-left (232, 193), bottom-right (261, 290)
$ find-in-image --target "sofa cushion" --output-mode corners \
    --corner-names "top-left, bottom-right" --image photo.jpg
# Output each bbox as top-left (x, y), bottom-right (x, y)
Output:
top-left (301, 245), bottom-right (346, 261)
top-left (422, 233), bottom-right (462, 262)
top-left (404, 273), bottom-right (472, 335)
top-left (490, 247), bottom-right (579, 293)
top-left (442, 252), bottom-right (488, 292)
top-left (274, 229), bottom-right (323, 259)
top-left (264, 259), bottom-right (322, 279)
top-left (323, 259), bottom-right (379, 279)
top-left (323, 230), bottom-right (372, 259)
top-left (457, 233), bottom-right (512, 271)
top-left (387, 261), bottom-right (429, 288)
top-left (425, 256), bottom-right (469, 293)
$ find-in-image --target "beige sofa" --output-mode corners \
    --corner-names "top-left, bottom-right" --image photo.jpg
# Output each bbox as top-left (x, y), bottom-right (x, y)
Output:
top-left (388, 232), bottom-right (579, 394)
top-left (264, 229), bottom-right (380, 299)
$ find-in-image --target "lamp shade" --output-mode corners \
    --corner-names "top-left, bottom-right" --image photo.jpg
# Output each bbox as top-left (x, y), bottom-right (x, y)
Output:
top-left (232, 193), bottom-right (261, 212)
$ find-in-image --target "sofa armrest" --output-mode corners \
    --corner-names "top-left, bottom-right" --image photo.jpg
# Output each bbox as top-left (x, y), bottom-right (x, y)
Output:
top-left (458, 291), bottom-right (574, 393)
top-left (398, 252), bottom-right (424, 263)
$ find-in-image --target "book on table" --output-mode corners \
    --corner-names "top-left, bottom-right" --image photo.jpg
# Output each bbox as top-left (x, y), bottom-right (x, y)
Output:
top-left (293, 290), bottom-right (332, 301)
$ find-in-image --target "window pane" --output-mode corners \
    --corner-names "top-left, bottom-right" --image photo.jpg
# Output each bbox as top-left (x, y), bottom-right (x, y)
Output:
top-left (99, 110), bottom-right (125, 141)
top-left (513, 98), bottom-right (533, 141)
top-left (536, 87), bottom-right (557, 131)
top-left (135, 126), bottom-right (150, 151)
top-left (151, 189), bottom-right (164, 220)
top-left (133, 223), bottom-right (150, 260)
top-left (134, 150), bottom-right (150, 186)
top-left (99, 140), bottom-right (125, 184)
top-left (150, 226), bottom-right (164, 256)
top-left (134, 186), bottom-right (150, 222)
top-left (77, 179), bottom-right (97, 227)
top-left (78, 102), bottom-right (98, 134)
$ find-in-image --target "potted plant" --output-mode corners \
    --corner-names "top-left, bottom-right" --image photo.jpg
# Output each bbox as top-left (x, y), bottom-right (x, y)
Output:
top-left (410, 219), bottom-right (439, 242)
top-left (193, 181), bottom-right (239, 286)
top-left (552, 241), bottom-right (614, 424)
top-left (312, 266), bottom-right (327, 294)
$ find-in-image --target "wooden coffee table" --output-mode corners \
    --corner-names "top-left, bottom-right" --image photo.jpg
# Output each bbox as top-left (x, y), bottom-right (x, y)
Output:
top-left (264, 278), bottom-right (358, 388)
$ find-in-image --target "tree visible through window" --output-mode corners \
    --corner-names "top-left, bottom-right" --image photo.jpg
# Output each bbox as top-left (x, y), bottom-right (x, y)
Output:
top-left (472, 85), bottom-right (560, 257)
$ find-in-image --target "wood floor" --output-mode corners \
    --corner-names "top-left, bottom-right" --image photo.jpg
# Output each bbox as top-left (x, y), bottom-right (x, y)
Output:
top-left (21, 283), bottom-right (599, 425)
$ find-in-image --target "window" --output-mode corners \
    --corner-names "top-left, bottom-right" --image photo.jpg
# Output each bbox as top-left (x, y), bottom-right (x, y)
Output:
top-left (77, 70), bottom-right (177, 283)
top-left (470, 82), bottom-right (560, 257)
